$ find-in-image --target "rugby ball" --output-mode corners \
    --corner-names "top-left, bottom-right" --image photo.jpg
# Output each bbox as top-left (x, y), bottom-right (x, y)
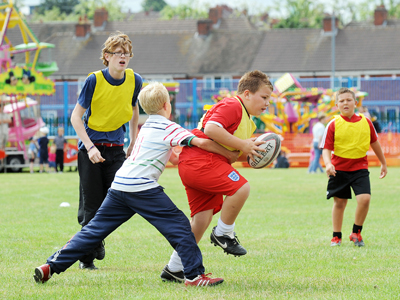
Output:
top-left (247, 133), bottom-right (281, 169)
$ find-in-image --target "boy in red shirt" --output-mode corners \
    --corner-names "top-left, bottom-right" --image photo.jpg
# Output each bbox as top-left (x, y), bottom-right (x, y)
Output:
top-left (161, 70), bottom-right (273, 282)
top-left (321, 87), bottom-right (387, 247)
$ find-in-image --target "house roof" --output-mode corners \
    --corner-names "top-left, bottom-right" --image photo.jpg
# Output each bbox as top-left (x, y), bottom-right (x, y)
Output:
top-left (3, 13), bottom-right (400, 80)
top-left (252, 26), bottom-right (400, 76)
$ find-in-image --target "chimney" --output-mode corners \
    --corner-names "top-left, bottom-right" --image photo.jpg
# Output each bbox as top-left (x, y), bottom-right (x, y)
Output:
top-left (94, 7), bottom-right (108, 28)
top-left (323, 15), bottom-right (339, 33)
top-left (261, 13), bottom-right (269, 23)
top-left (208, 7), bottom-right (220, 25)
top-left (374, 5), bottom-right (387, 26)
top-left (208, 5), bottom-right (233, 25)
top-left (75, 15), bottom-right (90, 38)
top-left (197, 19), bottom-right (213, 36)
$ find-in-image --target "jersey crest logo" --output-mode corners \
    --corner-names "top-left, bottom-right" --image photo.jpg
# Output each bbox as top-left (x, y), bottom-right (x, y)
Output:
top-left (228, 171), bottom-right (240, 182)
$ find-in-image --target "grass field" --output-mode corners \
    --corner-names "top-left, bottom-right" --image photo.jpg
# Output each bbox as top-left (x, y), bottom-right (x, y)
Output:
top-left (0, 167), bottom-right (399, 299)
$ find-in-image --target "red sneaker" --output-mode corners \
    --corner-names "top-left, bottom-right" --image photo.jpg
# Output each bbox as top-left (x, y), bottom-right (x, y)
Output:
top-left (34, 264), bottom-right (52, 283)
top-left (349, 231), bottom-right (365, 247)
top-left (184, 273), bottom-right (224, 287)
top-left (330, 236), bottom-right (341, 246)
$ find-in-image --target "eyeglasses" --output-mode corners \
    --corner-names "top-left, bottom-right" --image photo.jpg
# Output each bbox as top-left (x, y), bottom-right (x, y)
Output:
top-left (108, 52), bottom-right (133, 58)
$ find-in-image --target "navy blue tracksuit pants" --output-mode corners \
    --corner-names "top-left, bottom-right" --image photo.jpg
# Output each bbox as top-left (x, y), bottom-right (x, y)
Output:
top-left (47, 187), bottom-right (205, 279)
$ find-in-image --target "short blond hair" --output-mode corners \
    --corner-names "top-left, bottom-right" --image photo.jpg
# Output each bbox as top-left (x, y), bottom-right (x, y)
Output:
top-left (237, 70), bottom-right (273, 94)
top-left (100, 31), bottom-right (133, 66)
top-left (335, 87), bottom-right (356, 103)
top-left (139, 82), bottom-right (169, 115)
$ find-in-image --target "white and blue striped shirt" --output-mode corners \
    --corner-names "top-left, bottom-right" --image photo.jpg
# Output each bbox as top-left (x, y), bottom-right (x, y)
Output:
top-left (111, 114), bottom-right (194, 192)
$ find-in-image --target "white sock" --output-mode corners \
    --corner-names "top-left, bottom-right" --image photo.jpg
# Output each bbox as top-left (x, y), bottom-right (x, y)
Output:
top-left (167, 250), bottom-right (183, 272)
top-left (215, 217), bottom-right (235, 237)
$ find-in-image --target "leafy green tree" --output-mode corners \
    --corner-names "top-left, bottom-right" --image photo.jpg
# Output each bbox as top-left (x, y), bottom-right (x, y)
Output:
top-left (333, 0), bottom-right (400, 23)
top-left (31, 6), bottom-right (78, 21)
top-left (141, 0), bottom-right (167, 12)
top-left (387, 0), bottom-right (400, 18)
top-left (35, 0), bottom-right (80, 15)
top-left (31, 0), bottom-right (124, 22)
top-left (160, 3), bottom-right (208, 20)
top-left (73, 0), bottom-right (124, 21)
top-left (271, 0), bottom-right (325, 28)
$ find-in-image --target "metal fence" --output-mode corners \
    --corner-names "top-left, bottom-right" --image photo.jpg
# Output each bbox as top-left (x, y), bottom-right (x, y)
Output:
top-left (39, 77), bottom-right (400, 140)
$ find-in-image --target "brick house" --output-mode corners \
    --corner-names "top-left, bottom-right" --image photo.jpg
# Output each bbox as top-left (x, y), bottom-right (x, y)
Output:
top-left (5, 5), bottom-right (400, 83)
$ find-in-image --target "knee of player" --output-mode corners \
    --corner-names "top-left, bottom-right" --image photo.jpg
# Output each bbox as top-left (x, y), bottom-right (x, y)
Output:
top-left (356, 194), bottom-right (371, 205)
top-left (235, 182), bottom-right (250, 199)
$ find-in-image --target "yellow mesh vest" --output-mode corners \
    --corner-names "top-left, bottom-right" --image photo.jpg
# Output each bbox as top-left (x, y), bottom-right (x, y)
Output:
top-left (87, 69), bottom-right (135, 132)
top-left (334, 114), bottom-right (370, 159)
top-left (198, 97), bottom-right (256, 156)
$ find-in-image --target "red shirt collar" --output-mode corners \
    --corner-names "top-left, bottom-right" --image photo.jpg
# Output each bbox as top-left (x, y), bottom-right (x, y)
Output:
top-left (340, 113), bottom-right (361, 122)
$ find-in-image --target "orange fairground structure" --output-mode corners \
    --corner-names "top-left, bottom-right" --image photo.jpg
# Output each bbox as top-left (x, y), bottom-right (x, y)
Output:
top-left (168, 132), bottom-right (400, 168)
top-left (168, 73), bottom-right (399, 168)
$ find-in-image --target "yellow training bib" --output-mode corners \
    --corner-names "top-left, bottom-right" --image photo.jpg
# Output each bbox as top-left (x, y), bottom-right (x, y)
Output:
top-left (87, 69), bottom-right (135, 132)
top-left (334, 114), bottom-right (370, 159)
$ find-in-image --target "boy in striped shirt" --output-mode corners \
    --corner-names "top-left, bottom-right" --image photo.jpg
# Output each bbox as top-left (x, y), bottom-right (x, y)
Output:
top-left (34, 82), bottom-right (238, 287)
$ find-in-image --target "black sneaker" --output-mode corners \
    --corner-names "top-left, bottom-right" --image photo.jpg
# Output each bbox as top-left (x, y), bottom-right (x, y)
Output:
top-left (95, 241), bottom-right (105, 260)
top-left (210, 226), bottom-right (247, 256)
top-left (160, 265), bottom-right (185, 283)
top-left (79, 261), bottom-right (98, 270)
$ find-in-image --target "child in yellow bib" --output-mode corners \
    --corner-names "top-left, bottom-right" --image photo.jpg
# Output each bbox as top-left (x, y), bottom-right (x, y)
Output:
top-left (70, 32), bottom-right (143, 270)
top-left (321, 87), bottom-right (387, 247)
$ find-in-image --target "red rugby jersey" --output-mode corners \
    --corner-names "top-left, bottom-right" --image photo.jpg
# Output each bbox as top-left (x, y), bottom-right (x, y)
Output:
top-left (179, 97), bottom-right (245, 162)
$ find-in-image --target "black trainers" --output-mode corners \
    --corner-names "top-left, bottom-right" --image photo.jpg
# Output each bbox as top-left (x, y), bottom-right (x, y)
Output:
top-left (160, 265), bottom-right (185, 283)
top-left (95, 241), bottom-right (105, 260)
top-left (210, 226), bottom-right (247, 256)
top-left (79, 261), bottom-right (98, 270)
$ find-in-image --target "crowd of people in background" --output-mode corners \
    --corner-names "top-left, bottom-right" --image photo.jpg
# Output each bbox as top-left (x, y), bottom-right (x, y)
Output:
top-left (26, 126), bottom-right (67, 174)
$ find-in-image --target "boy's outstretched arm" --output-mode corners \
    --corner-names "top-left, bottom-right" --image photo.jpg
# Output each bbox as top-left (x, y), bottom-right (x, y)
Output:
top-left (190, 138), bottom-right (240, 164)
top-left (204, 123), bottom-right (265, 161)
top-left (370, 140), bottom-right (387, 179)
top-left (322, 149), bottom-right (336, 177)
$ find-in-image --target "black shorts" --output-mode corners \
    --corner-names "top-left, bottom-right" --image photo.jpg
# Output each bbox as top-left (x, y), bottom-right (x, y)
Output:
top-left (326, 169), bottom-right (370, 199)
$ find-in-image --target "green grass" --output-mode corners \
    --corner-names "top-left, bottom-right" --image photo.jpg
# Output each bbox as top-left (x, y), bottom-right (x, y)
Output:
top-left (0, 167), bottom-right (399, 299)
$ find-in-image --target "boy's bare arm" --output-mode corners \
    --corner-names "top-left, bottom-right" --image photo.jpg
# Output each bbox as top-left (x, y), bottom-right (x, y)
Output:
top-left (169, 148), bottom-right (180, 165)
top-left (127, 105), bottom-right (139, 158)
top-left (322, 149), bottom-right (336, 177)
top-left (371, 140), bottom-right (387, 179)
top-left (204, 123), bottom-right (265, 160)
top-left (71, 103), bottom-right (105, 163)
top-left (190, 138), bottom-right (240, 164)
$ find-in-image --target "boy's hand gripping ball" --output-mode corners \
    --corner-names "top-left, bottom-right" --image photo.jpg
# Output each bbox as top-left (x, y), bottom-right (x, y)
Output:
top-left (247, 133), bottom-right (281, 169)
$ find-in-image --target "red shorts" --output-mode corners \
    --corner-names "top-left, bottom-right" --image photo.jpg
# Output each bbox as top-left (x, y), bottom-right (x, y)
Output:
top-left (178, 154), bottom-right (248, 218)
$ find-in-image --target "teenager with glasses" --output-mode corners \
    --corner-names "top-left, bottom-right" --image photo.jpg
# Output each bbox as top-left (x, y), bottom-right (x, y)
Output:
top-left (70, 31), bottom-right (143, 270)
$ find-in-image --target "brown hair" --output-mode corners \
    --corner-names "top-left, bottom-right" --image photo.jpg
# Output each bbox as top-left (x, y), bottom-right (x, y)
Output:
top-left (100, 31), bottom-right (133, 66)
top-left (237, 70), bottom-right (273, 94)
top-left (335, 87), bottom-right (356, 103)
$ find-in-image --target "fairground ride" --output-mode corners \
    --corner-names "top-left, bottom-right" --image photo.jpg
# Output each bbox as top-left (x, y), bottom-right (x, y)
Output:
top-left (0, 0), bottom-right (57, 171)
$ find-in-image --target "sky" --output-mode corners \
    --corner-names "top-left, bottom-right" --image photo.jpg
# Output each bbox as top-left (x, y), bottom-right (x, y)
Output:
top-left (20, 0), bottom-right (380, 17)
top-left (21, 0), bottom-right (272, 14)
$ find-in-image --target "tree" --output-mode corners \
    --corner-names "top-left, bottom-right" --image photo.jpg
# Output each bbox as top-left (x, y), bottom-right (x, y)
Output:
top-left (387, 0), bottom-right (400, 18)
top-left (332, 0), bottom-right (400, 23)
top-left (141, 0), bottom-right (167, 12)
top-left (35, 0), bottom-right (80, 15)
top-left (271, 0), bottom-right (325, 28)
top-left (31, 0), bottom-right (124, 22)
top-left (31, 6), bottom-right (78, 21)
top-left (73, 0), bottom-right (124, 21)
top-left (160, 3), bottom-right (208, 20)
